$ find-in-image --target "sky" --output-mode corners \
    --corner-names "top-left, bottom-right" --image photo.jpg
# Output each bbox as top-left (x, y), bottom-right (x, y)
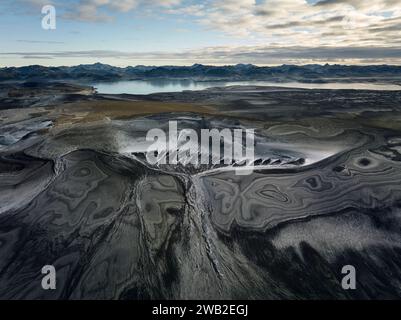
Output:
top-left (1, 0), bottom-right (401, 67)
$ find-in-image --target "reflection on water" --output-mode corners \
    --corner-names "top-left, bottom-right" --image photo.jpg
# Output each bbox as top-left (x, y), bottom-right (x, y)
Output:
top-left (93, 79), bottom-right (401, 94)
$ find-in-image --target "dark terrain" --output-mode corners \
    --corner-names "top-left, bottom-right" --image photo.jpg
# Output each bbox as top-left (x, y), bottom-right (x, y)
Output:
top-left (0, 80), bottom-right (401, 299)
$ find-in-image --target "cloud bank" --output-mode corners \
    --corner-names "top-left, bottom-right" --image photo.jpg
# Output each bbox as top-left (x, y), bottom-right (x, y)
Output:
top-left (3, 45), bottom-right (401, 66)
top-left (3, 0), bottom-right (401, 65)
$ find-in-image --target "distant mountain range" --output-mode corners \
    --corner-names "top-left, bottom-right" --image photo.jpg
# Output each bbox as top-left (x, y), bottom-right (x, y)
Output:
top-left (1, 63), bottom-right (401, 83)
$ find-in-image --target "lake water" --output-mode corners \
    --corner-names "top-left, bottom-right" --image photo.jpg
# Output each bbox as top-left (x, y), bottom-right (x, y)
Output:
top-left (93, 79), bottom-right (401, 95)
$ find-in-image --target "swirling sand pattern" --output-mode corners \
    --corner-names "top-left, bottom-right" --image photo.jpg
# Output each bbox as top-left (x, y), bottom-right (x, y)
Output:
top-left (201, 134), bottom-right (401, 232)
top-left (1, 87), bottom-right (401, 299)
top-left (0, 151), bottom-right (186, 299)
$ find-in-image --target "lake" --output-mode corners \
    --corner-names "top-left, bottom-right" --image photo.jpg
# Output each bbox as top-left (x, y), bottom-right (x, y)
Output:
top-left (92, 79), bottom-right (401, 95)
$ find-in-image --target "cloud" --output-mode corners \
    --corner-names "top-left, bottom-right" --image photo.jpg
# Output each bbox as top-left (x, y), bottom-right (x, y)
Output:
top-left (7, 0), bottom-right (401, 47)
top-left (3, 0), bottom-right (401, 65)
top-left (3, 45), bottom-right (401, 65)
top-left (2, 0), bottom-right (55, 15)
top-left (63, 0), bottom-right (183, 22)
top-left (166, 4), bottom-right (205, 17)
top-left (4, 0), bottom-right (182, 22)
top-left (175, 0), bottom-right (401, 48)
top-left (17, 40), bottom-right (65, 44)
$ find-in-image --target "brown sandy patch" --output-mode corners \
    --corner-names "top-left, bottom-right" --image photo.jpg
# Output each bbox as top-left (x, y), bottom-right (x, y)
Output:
top-left (359, 113), bottom-right (401, 131)
top-left (54, 100), bottom-right (217, 127)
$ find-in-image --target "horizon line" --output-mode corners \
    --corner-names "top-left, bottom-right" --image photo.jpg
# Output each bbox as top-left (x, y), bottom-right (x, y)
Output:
top-left (3, 62), bottom-right (401, 69)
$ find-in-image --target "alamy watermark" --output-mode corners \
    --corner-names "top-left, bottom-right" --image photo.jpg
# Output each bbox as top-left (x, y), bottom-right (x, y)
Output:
top-left (41, 5), bottom-right (56, 30)
top-left (341, 265), bottom-right (356, 290)
top-left (145, 121), bottom-right (255, 175)
top-left (41, 265), bottom-right (56, 290)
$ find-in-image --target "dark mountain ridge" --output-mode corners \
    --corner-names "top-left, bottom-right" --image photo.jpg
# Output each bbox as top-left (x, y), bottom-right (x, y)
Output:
top-left (1, 63), bottom-right (401, 82)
